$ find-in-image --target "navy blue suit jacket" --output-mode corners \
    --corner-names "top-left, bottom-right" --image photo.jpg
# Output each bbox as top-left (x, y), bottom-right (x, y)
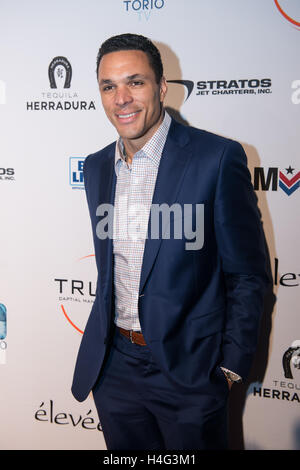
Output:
top-left (71, 118), bottom-right (268, 402)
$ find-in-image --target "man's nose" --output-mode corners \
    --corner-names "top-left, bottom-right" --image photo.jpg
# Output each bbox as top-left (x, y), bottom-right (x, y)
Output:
top-left (115, 86), bottom-right (133, 106)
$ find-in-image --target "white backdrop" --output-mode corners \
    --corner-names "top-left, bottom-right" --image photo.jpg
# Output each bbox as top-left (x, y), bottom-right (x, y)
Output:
top-left (0, 0), bottom-right (299, 450)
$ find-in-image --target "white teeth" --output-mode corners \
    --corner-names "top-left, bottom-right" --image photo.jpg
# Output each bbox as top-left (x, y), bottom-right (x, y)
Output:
top-left (118, 112), bottom-right (138, 119)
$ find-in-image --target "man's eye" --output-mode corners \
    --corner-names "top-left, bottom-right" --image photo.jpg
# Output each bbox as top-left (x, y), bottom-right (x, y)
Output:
top-left (102, 85), bottom-right (114, 92)
top-left (130, 81), bottom-right (143, 86)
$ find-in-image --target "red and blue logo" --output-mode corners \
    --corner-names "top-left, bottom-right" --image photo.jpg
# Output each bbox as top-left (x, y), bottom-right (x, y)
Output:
top-left (278, 166), bottom-right (300, 196)
top-left (254, 165), bottom-right (299, 196)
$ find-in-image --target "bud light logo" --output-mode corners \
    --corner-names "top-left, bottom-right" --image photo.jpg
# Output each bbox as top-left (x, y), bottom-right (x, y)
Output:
top-left (0, 303), bottom-right (7, 364)
top-left (69, 157), bottom-right (85, 189)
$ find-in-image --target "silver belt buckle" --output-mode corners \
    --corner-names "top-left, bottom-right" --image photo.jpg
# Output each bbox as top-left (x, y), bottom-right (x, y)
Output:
top-left (129, 330), bottom-right (134, 343)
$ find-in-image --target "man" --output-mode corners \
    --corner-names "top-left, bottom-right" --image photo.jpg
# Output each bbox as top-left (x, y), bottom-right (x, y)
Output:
top-left (72, 33), bottom-right (268, 450)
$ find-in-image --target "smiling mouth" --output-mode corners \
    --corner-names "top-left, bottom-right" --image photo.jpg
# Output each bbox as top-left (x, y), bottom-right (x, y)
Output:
top-left (116, 111), bottom-right (140, 120)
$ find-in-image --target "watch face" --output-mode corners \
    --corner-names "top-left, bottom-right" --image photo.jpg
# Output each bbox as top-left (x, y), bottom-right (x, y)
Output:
top-left (227, 371), bottom-right (242, 383)
top-left (231, 374), bottom-right (242, 383)
top-left (221, 367), bottom-right (242, 383)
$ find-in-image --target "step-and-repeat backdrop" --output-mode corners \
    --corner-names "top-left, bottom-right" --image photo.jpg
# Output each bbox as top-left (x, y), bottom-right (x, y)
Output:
top-left (0, 0), bottom-right (299, 450)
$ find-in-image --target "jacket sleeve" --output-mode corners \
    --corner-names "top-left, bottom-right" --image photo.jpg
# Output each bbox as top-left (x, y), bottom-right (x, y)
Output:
top-left (214, 140), bottom-right (269, 380)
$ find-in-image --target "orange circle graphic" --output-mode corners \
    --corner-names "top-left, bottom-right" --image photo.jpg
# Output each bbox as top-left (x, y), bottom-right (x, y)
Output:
top-left (274, 0), bottom-right (300, 27)
top-left (61, 304), bottom-right (84, 334)
top-left (60, 254), bottom-right (95, 334)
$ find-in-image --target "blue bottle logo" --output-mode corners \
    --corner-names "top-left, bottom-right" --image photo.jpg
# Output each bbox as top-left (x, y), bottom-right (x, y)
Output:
top-left (0, 304), bottom-right (7, 340)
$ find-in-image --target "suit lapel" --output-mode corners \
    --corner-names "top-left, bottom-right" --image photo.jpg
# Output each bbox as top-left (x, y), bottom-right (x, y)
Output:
top-left (96, 148), bottom-right (116, 305)
top-left (96, 120), bottom-right (192, 305)
top-left (139, 120), bottom-right (192, 294)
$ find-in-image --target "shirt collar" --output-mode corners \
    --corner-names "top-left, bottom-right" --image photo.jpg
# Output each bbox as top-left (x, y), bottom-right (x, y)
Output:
top-left (114, 110), bottom-right (171, 175)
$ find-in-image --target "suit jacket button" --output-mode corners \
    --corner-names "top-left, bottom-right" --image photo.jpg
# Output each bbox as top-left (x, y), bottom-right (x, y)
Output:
top-left (104, 337), bottom-right (107, 345)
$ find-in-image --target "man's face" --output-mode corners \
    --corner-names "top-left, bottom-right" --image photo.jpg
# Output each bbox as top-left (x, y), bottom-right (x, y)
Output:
top-left (98, 49), bottom-right (167, 145)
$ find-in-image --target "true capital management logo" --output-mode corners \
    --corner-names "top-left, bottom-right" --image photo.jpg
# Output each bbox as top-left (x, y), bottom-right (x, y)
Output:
top-left (55, 254), bottom-right (96, 335)
top-left (274, 0), bottom-right (300, 29)
top-left (253, 165), bottom-right (300, 196)
top-left (0, 303), bottom-right (7, 365)
top-left (26, 56), bottom-right (96, 112)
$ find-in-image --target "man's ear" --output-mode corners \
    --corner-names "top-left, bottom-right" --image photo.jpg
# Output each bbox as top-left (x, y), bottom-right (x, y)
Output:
top-left (159, 76), bottom-right (168, 103)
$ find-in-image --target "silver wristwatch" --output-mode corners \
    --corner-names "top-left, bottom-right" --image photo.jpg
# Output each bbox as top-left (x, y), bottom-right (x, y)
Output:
top-left (221, 367), bottom-right (242, 384)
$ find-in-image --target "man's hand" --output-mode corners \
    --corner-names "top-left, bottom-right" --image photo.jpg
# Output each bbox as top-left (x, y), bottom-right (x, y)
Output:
top-left (223, 372), bottom-right (233, 390)
top-left (221, 367), bottom-right (242, 389)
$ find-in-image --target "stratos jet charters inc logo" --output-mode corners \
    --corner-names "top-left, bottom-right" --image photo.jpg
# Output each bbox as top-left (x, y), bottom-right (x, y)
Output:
top-left (167, 80), bottom-right (194, 102)
top-left (274, 0), bottom-right (300, 29)
top-left (167, 78), bottom-right (272, 100)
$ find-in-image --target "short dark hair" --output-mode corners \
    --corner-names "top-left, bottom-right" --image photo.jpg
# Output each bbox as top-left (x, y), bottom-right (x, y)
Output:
top-left (96, 33), bottom-right (163, 84)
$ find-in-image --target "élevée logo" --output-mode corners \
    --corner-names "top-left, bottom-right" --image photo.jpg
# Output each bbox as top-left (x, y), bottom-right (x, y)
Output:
top-left (35, 399), bottom-right (102, 431)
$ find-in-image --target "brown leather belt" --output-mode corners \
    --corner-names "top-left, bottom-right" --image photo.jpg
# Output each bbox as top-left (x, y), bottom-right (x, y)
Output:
top-left (118, 327), bottom-right (147, 346)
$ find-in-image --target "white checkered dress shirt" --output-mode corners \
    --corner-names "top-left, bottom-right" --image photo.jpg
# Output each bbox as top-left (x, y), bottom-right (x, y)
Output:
top-left (113, 111), bottom-right (171, 331)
